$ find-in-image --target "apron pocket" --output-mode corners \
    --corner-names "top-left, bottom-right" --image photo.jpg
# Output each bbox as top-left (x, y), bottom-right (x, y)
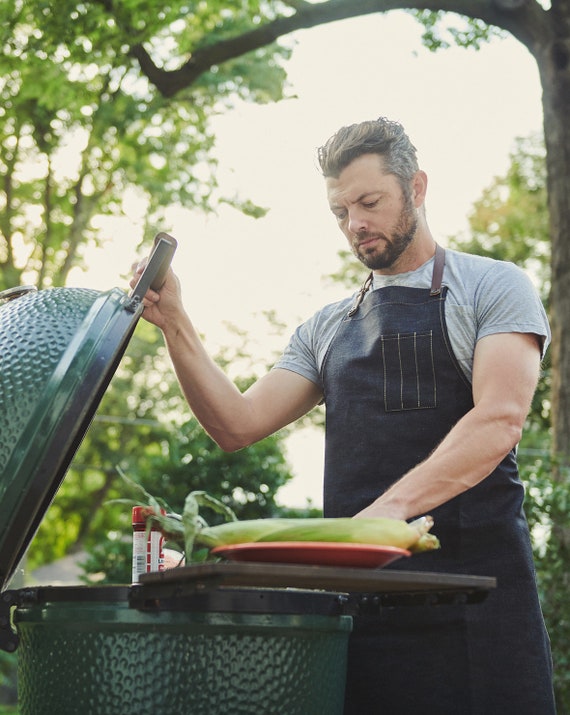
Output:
top-left (381, 331), bottom-right (436, 411)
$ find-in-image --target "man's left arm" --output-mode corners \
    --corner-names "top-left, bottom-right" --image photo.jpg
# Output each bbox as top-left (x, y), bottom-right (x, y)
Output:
top-left (355, 331), bottom-right (542, 520)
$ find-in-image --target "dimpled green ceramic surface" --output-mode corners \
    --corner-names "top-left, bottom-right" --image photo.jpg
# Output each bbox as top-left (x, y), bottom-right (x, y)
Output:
top-left (0, 288), bottom-right (99, 476)
top-left (15, 599), bottom-right (351, 715)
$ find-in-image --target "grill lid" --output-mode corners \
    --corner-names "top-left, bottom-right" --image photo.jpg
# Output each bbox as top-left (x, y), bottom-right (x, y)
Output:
top-left (0, 233), bottom-right (176, 591)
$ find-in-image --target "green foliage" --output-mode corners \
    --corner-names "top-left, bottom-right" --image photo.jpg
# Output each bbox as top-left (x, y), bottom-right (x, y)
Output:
top-left (151, 420), bottom-right (292, 520)
top-left (519, 455), bottom-right (570, 714)
top-left (79, 535), bottom-right (134, 585)
top-left (0, 652), bottom-right (17, 710)
top-left (0, 0), bottom-right (290, 290)
top-left (326, 248), bottom-right (370, 292)
top-left (77, 418), bottom-right (293, 584)
top-left (447, 133), bottom-right (570, 711)
top-left (410, 10), bottom-right (504, 51)
top-left (448, 132), bottom-right (550, 299)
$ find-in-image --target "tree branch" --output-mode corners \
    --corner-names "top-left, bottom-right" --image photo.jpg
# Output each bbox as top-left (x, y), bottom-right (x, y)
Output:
top-left (129, 0), bottom-right (550, 98)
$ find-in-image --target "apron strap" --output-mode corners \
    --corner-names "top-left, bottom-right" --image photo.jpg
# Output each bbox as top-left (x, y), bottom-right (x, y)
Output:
top-left (347, 272), bottom-right (373, 317)
top-left (347, 244), bottom-right (445, 316)
top-left (430, 243), bottom-right (446, 296)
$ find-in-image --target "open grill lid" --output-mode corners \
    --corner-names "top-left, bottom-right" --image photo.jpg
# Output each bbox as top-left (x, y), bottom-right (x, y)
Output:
top-left (0, 233), bottom-right (177, 591)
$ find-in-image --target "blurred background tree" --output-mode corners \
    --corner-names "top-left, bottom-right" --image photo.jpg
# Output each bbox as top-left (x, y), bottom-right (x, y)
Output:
top-left (0, 0), bottom-right (289, 291)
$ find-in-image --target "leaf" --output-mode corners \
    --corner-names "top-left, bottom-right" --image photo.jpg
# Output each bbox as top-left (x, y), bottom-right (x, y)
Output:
top-left (181, 490), bottom-right (238, 557)
top-left (192, 490), bottom-right (238, 522)
top-left (115, 465), bottom-right (169, 514)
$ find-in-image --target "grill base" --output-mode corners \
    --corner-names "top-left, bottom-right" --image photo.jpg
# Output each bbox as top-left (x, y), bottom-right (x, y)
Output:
top-left (16, 598), bottom-right (351, 715)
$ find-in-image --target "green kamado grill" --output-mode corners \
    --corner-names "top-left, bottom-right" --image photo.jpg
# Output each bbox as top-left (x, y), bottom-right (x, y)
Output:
top-left (0, 232), bottom-right (495, 715)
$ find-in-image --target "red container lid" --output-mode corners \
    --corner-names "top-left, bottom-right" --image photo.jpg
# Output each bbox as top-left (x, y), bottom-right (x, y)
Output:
top-left (132, 506), bottom-right (165, 525)
top-left (132, 506), bottom-right (150, 525)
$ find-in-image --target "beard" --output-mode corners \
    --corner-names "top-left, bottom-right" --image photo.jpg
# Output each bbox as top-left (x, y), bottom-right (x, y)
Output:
top-left (352, 195), bottom-right (418, 270)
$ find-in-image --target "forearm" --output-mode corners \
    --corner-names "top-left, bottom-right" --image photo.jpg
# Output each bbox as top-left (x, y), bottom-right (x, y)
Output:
top-left (132, 265), bottom-right (321, 450)
top-left (357, 405), bottom-right (523, 521)
top-left (356, 332), bottom-right (540, 521)
top-left (162, 312), bottom-right (258, 451)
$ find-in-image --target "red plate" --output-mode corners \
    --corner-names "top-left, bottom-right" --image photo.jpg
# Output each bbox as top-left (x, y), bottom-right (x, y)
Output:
top-left (210, 542), bottom-right (411, 569)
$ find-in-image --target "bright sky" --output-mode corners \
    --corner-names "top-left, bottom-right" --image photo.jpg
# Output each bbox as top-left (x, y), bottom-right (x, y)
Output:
top-left (70, 11), bottom-right (544, 508)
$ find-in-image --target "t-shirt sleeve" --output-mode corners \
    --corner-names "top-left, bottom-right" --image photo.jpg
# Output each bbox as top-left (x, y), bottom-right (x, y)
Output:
top-left (474, 261), bottom-right (550, 357)
top-left (272, 297), bottom-right (353, 387)
top-left (274, 320), bottom-right (323, 387)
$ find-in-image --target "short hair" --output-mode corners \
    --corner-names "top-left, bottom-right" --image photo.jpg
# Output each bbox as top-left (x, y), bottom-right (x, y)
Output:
top-left (317, 117), bottom-right (419, 191)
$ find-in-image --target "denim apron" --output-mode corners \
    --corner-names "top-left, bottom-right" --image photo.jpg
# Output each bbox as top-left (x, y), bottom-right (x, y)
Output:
top-left (321, 246), bottom-right (555, 715)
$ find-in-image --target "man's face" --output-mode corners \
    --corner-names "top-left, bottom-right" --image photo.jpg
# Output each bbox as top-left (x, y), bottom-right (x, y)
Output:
top-left (326, 153), bottom-right (418, 272)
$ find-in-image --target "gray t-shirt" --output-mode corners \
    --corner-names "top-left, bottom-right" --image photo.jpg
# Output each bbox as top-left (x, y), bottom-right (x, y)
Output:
top-left (274, 248), bottom-right (550, 387)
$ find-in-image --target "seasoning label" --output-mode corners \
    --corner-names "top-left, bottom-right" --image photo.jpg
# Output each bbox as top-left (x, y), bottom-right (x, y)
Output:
top-left (132, 527), bottom-right (165, 583)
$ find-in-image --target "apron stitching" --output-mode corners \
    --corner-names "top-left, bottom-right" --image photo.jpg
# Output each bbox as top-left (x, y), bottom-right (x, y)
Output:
top-left (413, 332), bottom-right (420, 408)
top-left (429, 329), bottom-right (436, 407)
top-left (381, 334), bottom-right (388, 410)
top-left (398, 333), bottom-right (404, 410)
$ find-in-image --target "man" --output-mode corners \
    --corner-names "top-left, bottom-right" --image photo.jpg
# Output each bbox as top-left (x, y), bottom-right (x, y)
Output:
top-left (132, 117), bottom-right (555, 714)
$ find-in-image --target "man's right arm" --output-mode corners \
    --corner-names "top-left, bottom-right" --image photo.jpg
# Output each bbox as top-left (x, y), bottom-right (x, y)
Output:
top-left (132, 266), bottom-right (323, 451)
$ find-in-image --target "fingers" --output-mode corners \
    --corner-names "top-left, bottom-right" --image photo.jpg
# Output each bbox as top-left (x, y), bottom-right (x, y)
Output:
top-left (142, 291), bottom-right (160, 308)
top-left (129, 259), bottom-right (161, 308)
top-left (130, 256), bottom-right (181, 322)
top-left (129, 259), bottom-right (152, 291)
top-left (131, 257), bottom-right (147, 274)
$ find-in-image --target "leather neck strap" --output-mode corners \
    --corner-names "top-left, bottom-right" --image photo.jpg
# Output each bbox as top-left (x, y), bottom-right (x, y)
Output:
top-left (430, 243), bottom-right (446, 296)
top-left (348, 243), bottom-right (446, 316)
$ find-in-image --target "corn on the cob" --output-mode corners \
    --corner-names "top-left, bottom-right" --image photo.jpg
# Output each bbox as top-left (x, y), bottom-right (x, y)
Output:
top-left (196, 518), bottom-right (300, 548)
top-left (409, 515), bottom-right (434, 536)
top-left (256, 517), bottom-right (422, 550)
top-left (408, 533), bottom-right (441, 553)
top-left (197, 516), bottom-right (438, 551)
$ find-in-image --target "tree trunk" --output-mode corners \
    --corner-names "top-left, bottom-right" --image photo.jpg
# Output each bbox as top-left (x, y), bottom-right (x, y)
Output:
top-left (535, 22), bottom-right (570, 470)
top-left (534, 23), bottom-right (570, 712)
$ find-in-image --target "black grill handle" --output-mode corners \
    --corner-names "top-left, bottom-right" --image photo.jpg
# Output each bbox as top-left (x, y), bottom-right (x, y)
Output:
top-left (128, 232), bottom-right (178, 309)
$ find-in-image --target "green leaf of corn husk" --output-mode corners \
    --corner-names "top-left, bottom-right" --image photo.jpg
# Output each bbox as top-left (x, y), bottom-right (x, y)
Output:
top-left (182, 490), bottom-right (238, 556)
top-left (112, 468), bottom-right (238, 561)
